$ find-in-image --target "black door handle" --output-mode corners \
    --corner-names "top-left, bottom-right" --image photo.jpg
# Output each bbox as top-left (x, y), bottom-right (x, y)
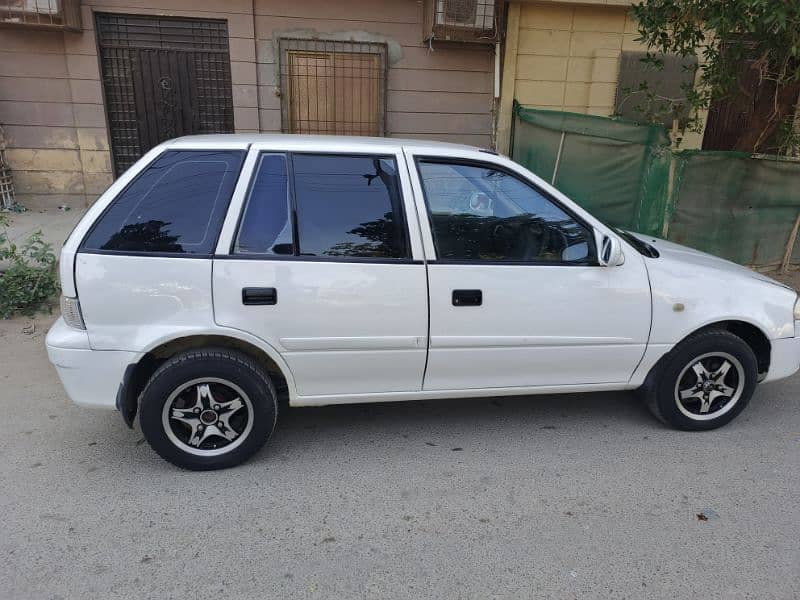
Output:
top-left (242, 287), bottom-right (277, 305)
top-left (452, 289), bottom-right (482, 306)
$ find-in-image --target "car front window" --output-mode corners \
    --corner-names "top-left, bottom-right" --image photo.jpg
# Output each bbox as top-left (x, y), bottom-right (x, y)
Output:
top-left (417, 160), bottom-right (595, 264)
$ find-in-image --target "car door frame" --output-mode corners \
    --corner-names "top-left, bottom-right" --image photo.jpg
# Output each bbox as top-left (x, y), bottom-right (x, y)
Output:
top-left (216, 141), bottom-right (428, 263)
top-left (212, 139), bottom-right (432, 401)
top-left (403, 146), bottom-right (654, 391)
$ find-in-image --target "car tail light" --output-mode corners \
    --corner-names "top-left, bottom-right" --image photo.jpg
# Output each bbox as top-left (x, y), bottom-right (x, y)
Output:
top-left (60, 295), bottom-right (86, 330)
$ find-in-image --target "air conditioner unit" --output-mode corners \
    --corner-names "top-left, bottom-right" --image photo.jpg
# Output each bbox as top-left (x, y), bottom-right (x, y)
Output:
top-left (23, 0), bottom-right (59, 14)
top-left (436, 0), bottom-right (494, 29)
top-left (1, 0), bottom-right (81, 30)
top-left (423, 0), bottom-right (503, 44)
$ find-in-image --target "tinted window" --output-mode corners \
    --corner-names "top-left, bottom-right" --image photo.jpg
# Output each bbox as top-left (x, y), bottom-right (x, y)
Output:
top-left (292, 154), bottom-right (409, 258)
top-left (418, 161), bottom-right (594, 263)
top-left (234, 154), bottom-right (292, 255)
top-left (82, 150), bottom-right (245, 254)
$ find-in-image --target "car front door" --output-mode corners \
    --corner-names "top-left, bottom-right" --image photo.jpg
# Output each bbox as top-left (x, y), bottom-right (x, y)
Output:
top-left (405, 149), bottom-right (651, 392)
top-left (213, 145), bottom-right (428, 399)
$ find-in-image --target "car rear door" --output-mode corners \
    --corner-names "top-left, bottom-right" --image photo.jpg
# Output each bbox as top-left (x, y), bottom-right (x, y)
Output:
top-left (212, 142), bottom-right (429, 400)
top-left (405, 147), bottom-right (651, 392)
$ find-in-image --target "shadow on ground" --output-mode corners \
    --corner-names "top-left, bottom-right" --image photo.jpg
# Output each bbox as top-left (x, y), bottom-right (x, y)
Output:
top-left (277, 390), bottom-right (654, 440)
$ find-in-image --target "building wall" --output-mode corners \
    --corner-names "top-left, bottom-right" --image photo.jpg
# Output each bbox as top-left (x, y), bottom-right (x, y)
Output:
top-left (0, 1), bottom-right (261, 210)
top-left (516, 2), bottom-right (639, 115)
top-left (497, 0), bottom-right (706, 153)
top-left (0, 0), bottom-right (495, 210)
top-left (252, 0), bottom-right (494, 145)
top-left (0, 29), bottom-right (106, 210)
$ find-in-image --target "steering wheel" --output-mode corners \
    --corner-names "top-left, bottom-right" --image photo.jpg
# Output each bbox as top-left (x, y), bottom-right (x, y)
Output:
top-left (468, 192), bottom-right (492, 216)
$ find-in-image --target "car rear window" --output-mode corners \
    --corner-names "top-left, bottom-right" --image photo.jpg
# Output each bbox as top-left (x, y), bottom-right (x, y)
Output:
top-left (81, 150), bottom-right (245, 255)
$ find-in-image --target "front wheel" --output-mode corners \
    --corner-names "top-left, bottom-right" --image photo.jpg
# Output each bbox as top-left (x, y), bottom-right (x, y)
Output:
top-left (139, 348), bottom-right (278, 470)
top-left (645, 329), bottom-right (758, 430)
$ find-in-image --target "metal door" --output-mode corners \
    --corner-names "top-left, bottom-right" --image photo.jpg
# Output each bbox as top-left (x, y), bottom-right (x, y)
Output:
top-left (96, 13), bottom-right (235, 175)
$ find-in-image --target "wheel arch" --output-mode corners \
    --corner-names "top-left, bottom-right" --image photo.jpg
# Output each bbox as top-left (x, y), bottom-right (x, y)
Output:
top-left (643, 319), bottom-right (771, 390)
top-left (118, 331), bottom-right (295, 428)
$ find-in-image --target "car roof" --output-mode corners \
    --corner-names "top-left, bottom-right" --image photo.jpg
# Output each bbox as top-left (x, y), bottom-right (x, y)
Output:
top-left (167, 133), bottom-right (482, 153)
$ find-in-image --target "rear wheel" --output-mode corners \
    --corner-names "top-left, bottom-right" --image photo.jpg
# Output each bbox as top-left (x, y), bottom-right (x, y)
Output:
top-left (139, 348), bottom-right (278, 470)
top-left (645, 329), bottom-right (758, 430)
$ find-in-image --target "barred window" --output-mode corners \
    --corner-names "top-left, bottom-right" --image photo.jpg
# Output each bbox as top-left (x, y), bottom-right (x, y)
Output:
top-left (279, 39), bottom-right (387, 136)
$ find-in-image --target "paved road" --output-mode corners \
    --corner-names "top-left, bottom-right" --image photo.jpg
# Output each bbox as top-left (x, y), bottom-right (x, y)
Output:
top-left (2, 314), bottom-right (798, 599)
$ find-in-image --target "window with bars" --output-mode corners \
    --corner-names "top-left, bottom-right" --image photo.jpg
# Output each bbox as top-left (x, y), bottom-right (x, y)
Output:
top-left (279, 39), bottom-right (387, 137)
top-left (1, 0), bottom-right (81, 31)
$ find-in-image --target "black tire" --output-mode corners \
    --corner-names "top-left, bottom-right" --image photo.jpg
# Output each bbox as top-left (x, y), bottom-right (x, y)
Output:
top-left (139, 348), bottom-right (278, 470)
top-left (643, 328), bottom-right (758, 431)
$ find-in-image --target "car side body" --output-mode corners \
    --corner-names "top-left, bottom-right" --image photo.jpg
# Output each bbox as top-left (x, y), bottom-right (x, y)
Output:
top-left (45, 134), bottom-right (800, 469)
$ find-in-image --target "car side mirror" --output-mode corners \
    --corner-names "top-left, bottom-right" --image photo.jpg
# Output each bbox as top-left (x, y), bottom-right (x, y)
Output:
top-left (598, 235), bottom-right (623, 267)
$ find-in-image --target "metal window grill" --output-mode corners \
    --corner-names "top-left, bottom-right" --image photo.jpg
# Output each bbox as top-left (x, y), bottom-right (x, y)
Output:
top-left (279, 39), bottom-right (387, 137)
top-left (424, 0), bottom-right (502, 44)
top-left (1, 0), bottom-right (58, 25)
top-left (96, 13), bottom-right (234, 175)
top-left (1, 0), bottom-right (80, 30)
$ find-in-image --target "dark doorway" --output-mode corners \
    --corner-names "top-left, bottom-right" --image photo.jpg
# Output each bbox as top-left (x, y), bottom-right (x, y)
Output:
top-left (96, 14), bottom-right (235, 175)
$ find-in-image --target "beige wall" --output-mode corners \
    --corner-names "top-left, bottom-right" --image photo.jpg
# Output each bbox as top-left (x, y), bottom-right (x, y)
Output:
top-left (0, 29), bottom-right (108, 210)
top-left (515, 2), bottom-right (644, 115)
top-left (498, 1), bottom-right (705, 152)
top-left (0, 0), bottom-right (495, 209)
top-left (0, 2), bottom-right (261, 210)
top-left (0, 2), bottom-right (258, 209)
top-left (251, 0), bottom-right (494, 145)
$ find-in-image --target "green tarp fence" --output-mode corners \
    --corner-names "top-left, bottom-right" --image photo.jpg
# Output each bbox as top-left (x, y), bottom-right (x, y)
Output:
top-left (511, 103), bottom-right (800, 268)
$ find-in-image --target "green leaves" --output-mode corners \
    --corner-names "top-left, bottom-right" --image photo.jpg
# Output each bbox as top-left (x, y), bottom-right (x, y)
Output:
top-left (0, 218), bottom-right (59, 319)
top-left (631, 0), bottom-right (800, 152)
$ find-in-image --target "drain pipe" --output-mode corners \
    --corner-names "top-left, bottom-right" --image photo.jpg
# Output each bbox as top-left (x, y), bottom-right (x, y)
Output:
top-left (494, 42), bottom-right (501, 99)
top-left (491, 42), bottom-right (501, 149)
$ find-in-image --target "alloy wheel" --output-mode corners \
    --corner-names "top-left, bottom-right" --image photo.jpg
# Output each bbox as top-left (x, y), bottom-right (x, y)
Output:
top-left (674, 352), bottom-right (745, 421)
top-left (161, 377), bottom-right (254, 456)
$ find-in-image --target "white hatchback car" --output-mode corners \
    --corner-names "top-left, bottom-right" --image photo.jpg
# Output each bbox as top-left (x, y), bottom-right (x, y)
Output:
top-left (46, 135), bottom-right (800, 469)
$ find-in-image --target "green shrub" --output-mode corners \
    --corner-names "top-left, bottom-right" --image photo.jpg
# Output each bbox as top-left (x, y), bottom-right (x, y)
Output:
top-left (0, 213), bottom-right (59, 318)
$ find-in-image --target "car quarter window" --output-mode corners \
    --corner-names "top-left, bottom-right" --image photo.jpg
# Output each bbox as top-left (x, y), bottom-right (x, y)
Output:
top-left (416, 160), bottom-right (595, 264)
top-left (291, 154), bottom-right (409, 259)
top-left (234, 154), bottom-right (292, 255)
top-left (81, 150), bottom-right (245, 255)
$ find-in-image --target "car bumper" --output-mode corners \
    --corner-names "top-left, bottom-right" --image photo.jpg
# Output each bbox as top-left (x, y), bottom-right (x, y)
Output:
top-left (763, 325), bottom-right (800, 383)
top-left (46, 317), bottom-right (141, 409)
